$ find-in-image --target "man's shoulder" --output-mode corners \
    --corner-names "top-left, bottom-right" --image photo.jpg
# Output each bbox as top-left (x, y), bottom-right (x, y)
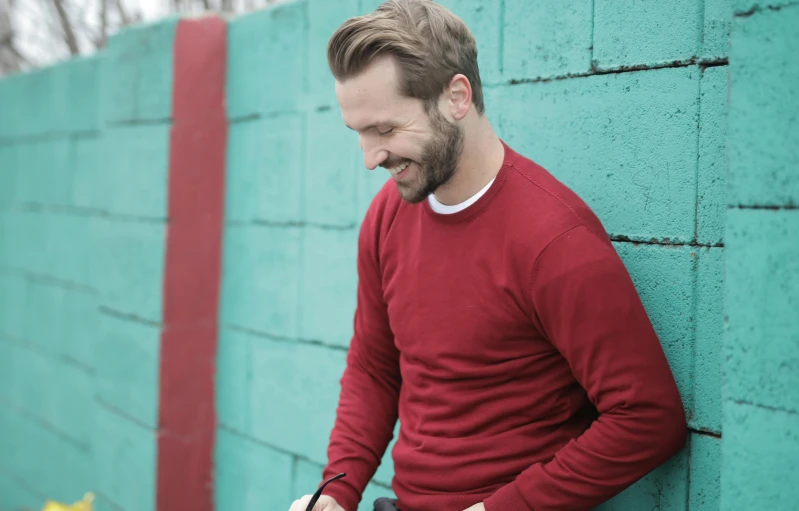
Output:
top-left (502, 143), bottom-right (610, 246)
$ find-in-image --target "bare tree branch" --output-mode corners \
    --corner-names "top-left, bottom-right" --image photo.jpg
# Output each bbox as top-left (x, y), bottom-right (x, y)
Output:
top-left (51, 0), bottom-right (80, 55)
top-left (115, 0), bottom-right (131, 26)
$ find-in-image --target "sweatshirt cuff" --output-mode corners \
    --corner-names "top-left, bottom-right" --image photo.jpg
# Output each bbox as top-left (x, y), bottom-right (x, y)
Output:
top-left (484, 481), bottom-right (531, 511)
top-left (322, 481), bottom-right (360, 511)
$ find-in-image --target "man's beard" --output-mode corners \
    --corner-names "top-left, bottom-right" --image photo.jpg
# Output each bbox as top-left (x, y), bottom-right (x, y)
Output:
top-left (392, 108), bottom-right (464, 204)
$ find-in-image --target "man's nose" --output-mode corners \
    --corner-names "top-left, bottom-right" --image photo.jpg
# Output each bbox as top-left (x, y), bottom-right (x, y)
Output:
top-left (359, 134), bottom-right (388, 170)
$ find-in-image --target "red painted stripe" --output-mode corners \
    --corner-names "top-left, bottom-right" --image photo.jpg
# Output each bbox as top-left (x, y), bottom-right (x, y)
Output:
top-left (157, 16), bottom-right (227, 511)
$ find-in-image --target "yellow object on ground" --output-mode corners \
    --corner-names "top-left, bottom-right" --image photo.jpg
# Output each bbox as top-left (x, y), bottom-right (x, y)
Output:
top-left (41, 492), bottom-right (94, 511)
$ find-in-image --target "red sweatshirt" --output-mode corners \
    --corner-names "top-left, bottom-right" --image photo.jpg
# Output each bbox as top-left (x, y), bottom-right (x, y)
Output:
top-left (322, 142), bottom-right (687, 511)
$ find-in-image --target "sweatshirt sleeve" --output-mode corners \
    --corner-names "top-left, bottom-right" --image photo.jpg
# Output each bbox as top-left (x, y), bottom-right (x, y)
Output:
top-left (484, 225), bottom-right (688, 511)
top-left (321, 208), bottom-right (402, 511)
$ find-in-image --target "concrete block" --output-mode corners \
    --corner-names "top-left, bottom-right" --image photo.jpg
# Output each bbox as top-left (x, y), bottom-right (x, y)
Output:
top-left (220, 225), bottom-right (301, 337)
top-left (728, 5), bottom-right (799, 207)
top-left (305, 107), bottom-right (360, 227)
top-left (0, 399), bottom-right (91, 501)
top-left (15, 67), bottom-right (55, 136)
top-left (725, 209), bottom-right (799, 412)
top-left (93, 218), bottom-right (165, 322)
top-left (215, 328), bottom-right (252, 433)
top-left (595, 444), bottom-right (688, 510)
top-left (703, 0), bottom-right (733, 59)
top-left (102, 18), bottom-right (177, 123)
top-left (307, 0), bottom-right (360, 103)
top-left (70, 134), bottom-right (103, 211)
top-left (721, 400), bottom-right (799, 510)
top-left (503, 0), bottom-right (592, 79)
top-left (437, 0), bottom-right (503, 83)
top-left (299, 226), bottom-right (358, 347)
top-left (613, 243), bottom-right (695, 419)
top-left (23, 282), bottom-right (63, 354)
top-left (697, 66), bottom-right (728, 245)
top-left (0, 339), bottom-right (46, 415)
top-left (693, 247), bottom-right (723, 434)
top-left (91, 402), bottom-right (156, 511)
top-left (51, 214), bottom-right (95, 287)
top-left (249, 340), bottom-right (346, 463)
top-left (594, 0), bottom-right (701, 69)
top-left (226, 115), bottom-right (304, 224)
top-left (215, 428), bottom-right (294, 511)
top-left (0, 471), bottom-right (43, 511)
top-left (52, 55), bottom-right (102, 133)
top-left (0, 144), bottom-right (18, 206)
top-left (13, 138), bottom-right (71, 205)
top-left (59, 292), bottom-right (98, 369)
top-left (94, 310), bottom-right (161, 429)
top-left (689, 433), bottom-right (721, 510)
top-left (494, 67), bottom-right (699, 241)
top-left (227, 2), bottom-right (308, 119)
top-left (98, 124), bottom-right (170, 218)
top-left (0, 272), bottom-right (27, 338)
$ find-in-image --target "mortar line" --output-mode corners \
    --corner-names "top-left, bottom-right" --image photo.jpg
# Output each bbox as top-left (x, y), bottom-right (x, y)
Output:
top-left (296, 110), bottom-right (309, 345)
top-left (685, 432), bottom-right (693, 509)
top-left (106, 117), bottom-right (172, 127)
top-left (98, 305), bottom-right (163, 327)
top-left (225, 323), bottom-right (349, 352)
top-left (698, 0), bottom-right (706, 57)
top-left (0, 332), bottom-right (95, 375)
top-left (589, 0), bottom-right (596, 66)
top-left (730, 398), bottom-right (799, 415)
top-left (729, 204), bottom-right (799, 210)
top-left (95, 396), bottom-right (158, 431)
top-left (689, 427), bottom-right (721, 439)
top-left (483, 57), bottom-right (728, 88)
top-left (736, 0), bottom-right (799, 18)
top-left (499, 0), bottom-right (506, 76)
top-left (0, 463), bottom-right (48, 500)
top-left (694, 66), bottom-right (704, 243)
top-left (0, 265), bottom-right (98, 294)
top-left (0, 396), bottom-right (90, 452)
top-left (0, 129), bottom-right (100, 146)
top-left (226, 218), bottom-right (357, 230)
top-left (3, 201), bottom-right (167, 223)
top-left (608, 234), bottom-right (723, 248)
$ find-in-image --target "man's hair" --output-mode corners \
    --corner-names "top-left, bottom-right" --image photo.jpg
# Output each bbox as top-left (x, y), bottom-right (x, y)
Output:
top-left (327, 0), bottom-right (485, 115)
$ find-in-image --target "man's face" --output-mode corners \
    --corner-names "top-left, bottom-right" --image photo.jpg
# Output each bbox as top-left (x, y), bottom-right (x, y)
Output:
top-left (335, 57), bottom-right (464, 203)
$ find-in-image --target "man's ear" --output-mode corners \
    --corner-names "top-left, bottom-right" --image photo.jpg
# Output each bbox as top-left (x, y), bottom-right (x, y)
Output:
top-left (447, 74), bottom-right (472, 121)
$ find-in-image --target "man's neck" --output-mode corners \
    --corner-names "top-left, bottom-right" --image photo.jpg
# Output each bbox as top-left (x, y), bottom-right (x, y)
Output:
top-left (432, 120), bottom-right (505, 206)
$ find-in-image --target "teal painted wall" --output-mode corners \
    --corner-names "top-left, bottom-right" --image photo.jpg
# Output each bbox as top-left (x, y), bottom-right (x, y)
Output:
top-left (722, 2), bottom-right (799, 510)
top-left (215, 1), bottom-right (729, 510)
top-left (0, 18), bottom-right (178, 511)
top-left (0, 1), bottom-right (796, 511)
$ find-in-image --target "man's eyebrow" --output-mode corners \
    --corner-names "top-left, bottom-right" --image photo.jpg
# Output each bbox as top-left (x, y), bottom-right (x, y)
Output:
top-left (345, 122), bottom-right (390, 132)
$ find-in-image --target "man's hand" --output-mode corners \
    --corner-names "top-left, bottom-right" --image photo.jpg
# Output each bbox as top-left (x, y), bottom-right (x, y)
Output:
top-left (463, 503), bottom-right (486, 511)
top-left (288, 494), bottom-right (346, 511)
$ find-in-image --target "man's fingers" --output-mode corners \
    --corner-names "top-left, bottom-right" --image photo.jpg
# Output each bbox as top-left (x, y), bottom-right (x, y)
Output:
top-left (288, 495), bottom-right (312, 511)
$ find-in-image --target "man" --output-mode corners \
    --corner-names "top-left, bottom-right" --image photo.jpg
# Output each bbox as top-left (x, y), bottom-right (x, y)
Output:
top-left (289, 1), bottom-right (687, 510)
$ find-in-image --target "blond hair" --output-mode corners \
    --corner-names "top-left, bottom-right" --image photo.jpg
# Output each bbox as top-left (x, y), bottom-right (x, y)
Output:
top-left (327, 0), bottom-right (485, 114)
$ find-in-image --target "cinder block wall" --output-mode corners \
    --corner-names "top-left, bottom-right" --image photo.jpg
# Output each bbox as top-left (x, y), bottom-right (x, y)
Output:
top-left (1, 1), bottom-right (797, 511)
top-left (722, 1), bottom-right (799, 510)
top-left (0, 19), bottom-right (179, 511)
top-left (215, 1), bottom-right (727, 510)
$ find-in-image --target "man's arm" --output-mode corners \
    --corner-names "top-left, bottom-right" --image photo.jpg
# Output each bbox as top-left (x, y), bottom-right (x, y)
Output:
top-left (320, 209), bottom-right (401, 511)
top-left (484, 225), bottom-right (688, 511)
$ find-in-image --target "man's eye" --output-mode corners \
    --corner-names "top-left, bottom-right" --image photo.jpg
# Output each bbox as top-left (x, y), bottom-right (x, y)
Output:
top-left (378, 128), bottom-right (394, 135)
